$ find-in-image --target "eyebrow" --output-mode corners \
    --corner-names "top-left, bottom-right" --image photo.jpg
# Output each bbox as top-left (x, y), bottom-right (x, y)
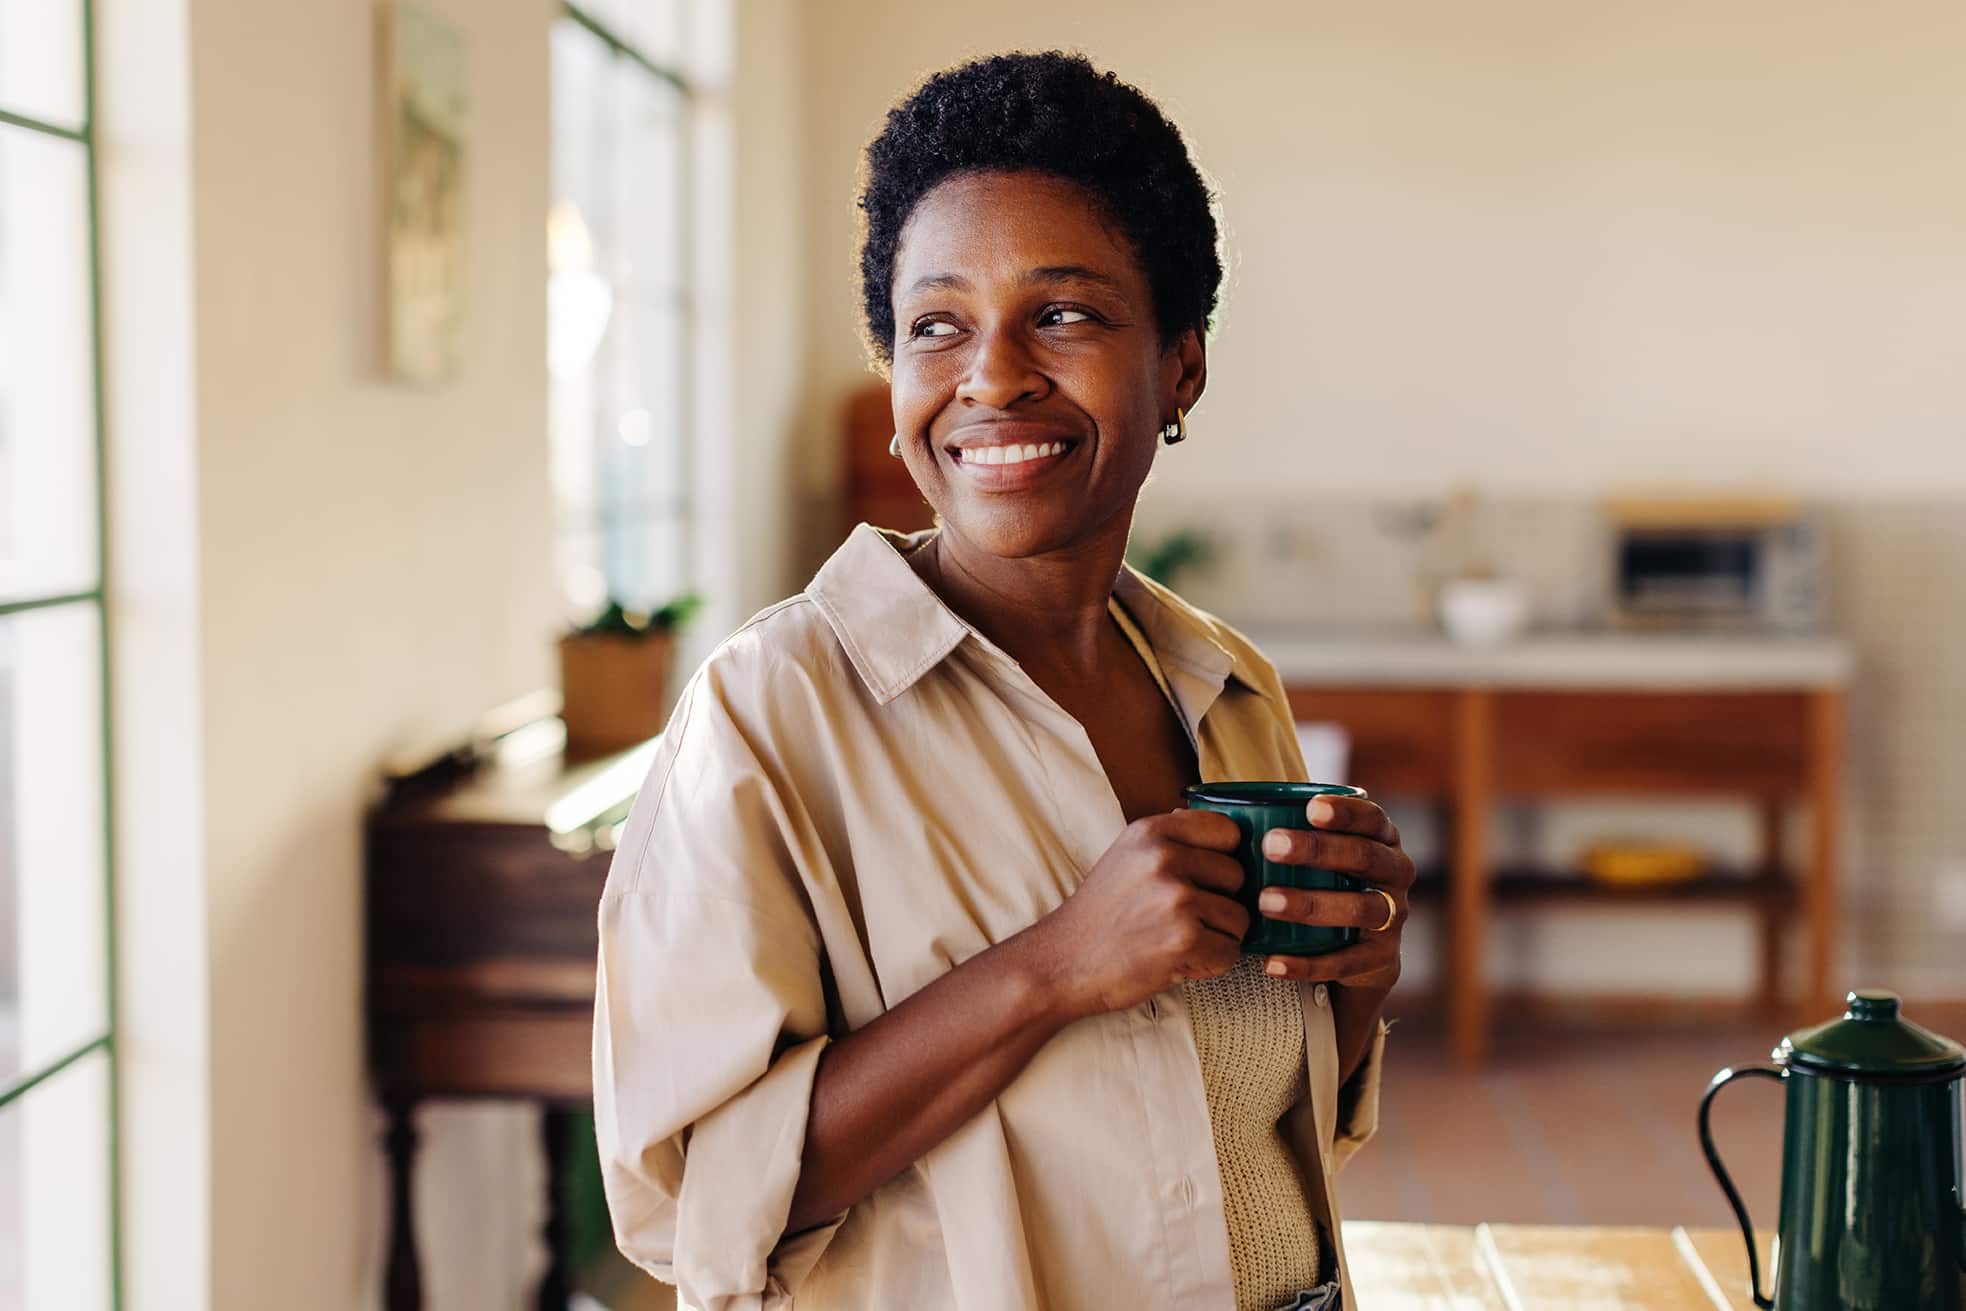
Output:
top-left (900, 264), bottom-right (1126, 300)
top-left (1025, 265), bottom-right (1124, 293)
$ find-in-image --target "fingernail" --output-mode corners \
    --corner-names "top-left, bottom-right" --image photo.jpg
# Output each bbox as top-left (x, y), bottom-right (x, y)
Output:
top-left (1309, 799), bottom-right (1336, 824)
top-left (1262, 831), bottom-right (1290, 858)
top-left (1258, 889), bottom-right (1286, 913)
top-left (1265, 959), bottom-right (1288, 976)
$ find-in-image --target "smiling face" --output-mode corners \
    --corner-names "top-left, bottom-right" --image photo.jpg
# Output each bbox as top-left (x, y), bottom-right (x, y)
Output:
top-left (888, 170), bottom-right (1205, 560)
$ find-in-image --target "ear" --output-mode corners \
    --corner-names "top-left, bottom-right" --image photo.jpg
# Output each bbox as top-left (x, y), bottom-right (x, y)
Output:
top-left (1163, 318), bottom-right (1208, 417)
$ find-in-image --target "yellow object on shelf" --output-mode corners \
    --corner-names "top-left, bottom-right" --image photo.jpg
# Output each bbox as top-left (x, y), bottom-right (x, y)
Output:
top-left (1580, 842), bottom-right (1707, 888)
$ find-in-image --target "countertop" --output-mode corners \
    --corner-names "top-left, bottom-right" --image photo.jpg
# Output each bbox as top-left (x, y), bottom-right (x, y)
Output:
top-left (1240, 628), bottom-right (1854, 691)
top-left (1343, 1221), bottom-right (1761, 1310)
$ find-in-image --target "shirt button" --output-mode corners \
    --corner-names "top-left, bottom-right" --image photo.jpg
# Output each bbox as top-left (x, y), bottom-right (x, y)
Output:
top-left (1313, 984), bottom-right (1331, 1008)
top-left (1146, 996), bottom-right (1161, 1021)
top-left (1179, 1176), bottom-right (1197, 1205)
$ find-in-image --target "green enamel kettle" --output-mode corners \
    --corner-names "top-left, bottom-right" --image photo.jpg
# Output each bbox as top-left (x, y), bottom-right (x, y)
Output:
top-left (1701, 990), bottom-right (1966, 1311)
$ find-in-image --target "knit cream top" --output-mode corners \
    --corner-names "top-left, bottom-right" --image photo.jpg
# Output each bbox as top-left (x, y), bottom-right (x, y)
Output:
top-left (1109, 598), bottom-right (1326, 1311)
top-left (1183, 959), bottom-right (1323, 1310)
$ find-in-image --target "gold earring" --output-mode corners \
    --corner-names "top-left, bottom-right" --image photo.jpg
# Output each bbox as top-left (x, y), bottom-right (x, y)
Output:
top-left (1161, 408), bottom-right (1187, 445)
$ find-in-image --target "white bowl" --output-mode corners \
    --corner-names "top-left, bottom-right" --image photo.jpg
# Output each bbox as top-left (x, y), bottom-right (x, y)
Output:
top-left (1437, 578), bottom-right (1529, 647)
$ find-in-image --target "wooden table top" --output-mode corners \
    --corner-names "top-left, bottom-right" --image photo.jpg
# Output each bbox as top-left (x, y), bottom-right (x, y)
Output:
top-left (1343, 1223), bottom-right (1763, 1310)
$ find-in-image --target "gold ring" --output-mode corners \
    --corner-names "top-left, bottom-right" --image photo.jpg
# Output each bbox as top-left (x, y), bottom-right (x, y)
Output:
top-left (1369, 887), bottom-right (1398, 933)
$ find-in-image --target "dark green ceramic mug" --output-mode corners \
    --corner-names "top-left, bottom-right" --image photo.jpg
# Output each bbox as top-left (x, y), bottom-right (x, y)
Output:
top-left (1181, 781), bottom-right (1368, 956)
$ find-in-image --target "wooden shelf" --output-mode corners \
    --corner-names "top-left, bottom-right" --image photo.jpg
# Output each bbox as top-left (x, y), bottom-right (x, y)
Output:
top-left (1407, 865), bottom-right (1795, 907)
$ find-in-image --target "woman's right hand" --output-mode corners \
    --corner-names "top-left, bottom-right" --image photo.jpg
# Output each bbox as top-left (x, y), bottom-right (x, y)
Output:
top-left (787, 809), bottom-right (1245, 1232)
top-left (1027, 809), bottom-right (1249, 1019)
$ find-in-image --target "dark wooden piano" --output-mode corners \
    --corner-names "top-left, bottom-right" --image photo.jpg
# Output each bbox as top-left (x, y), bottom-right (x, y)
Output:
top-left (365, 697), bottom-right (659, 1311)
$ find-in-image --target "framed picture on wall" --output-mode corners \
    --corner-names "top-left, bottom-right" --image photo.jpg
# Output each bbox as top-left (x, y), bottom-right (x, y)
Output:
top-left (381, 0), bottom-right (468, 383)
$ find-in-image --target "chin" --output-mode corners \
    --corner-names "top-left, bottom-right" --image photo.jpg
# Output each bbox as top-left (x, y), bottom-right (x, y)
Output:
top-left (936, 500), bottom-right (1120, 561)
top-left (943, 520), bottom-right (1062, 560)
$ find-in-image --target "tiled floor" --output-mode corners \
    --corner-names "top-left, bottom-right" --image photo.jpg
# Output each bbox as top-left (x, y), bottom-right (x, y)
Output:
top-left (1336, 1009), bottom-right (1956, 1228)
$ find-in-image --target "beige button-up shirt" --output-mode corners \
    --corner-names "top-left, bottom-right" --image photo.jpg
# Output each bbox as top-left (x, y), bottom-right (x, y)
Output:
top-left (593, 523), bottom-right (1386, 1311)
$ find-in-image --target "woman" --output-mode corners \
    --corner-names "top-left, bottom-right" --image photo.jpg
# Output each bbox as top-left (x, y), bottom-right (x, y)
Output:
top-left (594, 51), bottom-right (1413, 1311)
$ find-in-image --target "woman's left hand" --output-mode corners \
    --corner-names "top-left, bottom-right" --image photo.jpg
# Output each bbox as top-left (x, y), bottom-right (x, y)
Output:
top-left (1256, 793), bottom-right (1413, 992)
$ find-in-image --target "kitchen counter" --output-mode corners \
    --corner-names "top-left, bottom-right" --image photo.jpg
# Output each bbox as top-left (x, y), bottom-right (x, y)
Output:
top-left (1263, 634), bottom-right (1852, 1067)
top-left (1242, 628), bottom-right (1853, 691)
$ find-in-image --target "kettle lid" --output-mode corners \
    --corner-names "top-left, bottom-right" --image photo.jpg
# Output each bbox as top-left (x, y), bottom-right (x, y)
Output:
top-left (1779, 990), bottom-right (1966, 1080)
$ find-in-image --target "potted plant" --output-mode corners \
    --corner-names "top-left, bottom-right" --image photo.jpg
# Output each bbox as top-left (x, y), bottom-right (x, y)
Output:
top-left (1128, 527), bottom-right (1217, 591)
top-left (558, 593), bottom-right (702, 758)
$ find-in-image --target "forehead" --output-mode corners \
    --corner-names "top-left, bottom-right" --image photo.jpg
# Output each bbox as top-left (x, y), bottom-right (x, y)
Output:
top-left (892, 170), bottom-right (1146, 295)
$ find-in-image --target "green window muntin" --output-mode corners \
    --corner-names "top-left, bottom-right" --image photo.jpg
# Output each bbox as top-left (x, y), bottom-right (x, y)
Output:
top-left (0, 0), bottom-right (121, 1305)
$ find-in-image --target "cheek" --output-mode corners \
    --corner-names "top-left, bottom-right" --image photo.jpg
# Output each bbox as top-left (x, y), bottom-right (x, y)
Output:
top-left (889, 360), bottom-right (953, 434)
top-left (1071, 362), bottom-right (1161, 449)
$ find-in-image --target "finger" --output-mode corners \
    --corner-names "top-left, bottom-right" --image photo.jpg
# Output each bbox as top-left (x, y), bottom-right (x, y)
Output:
top-left (1261, 827), bottom-right (1406, 884)
top-left (1158, 807), bottom-right (1244, 852)
top-left (1190, 888), bottom-right (1251, 943)
top-left (1256, 887), bottom-right (1402, 932)
top-left (1262, 942), bottom-right (1396, 985)
top-left (1178, 849), bottom-right (1248, 897)
top-left (1304, 795), bottom-right (1400, 846)
top-left (1180, 935), bottom-right (1244, 983)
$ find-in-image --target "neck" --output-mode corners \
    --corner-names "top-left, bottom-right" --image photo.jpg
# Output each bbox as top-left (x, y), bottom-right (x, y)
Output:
top-left (911, 513), bottom-right (1135, 683)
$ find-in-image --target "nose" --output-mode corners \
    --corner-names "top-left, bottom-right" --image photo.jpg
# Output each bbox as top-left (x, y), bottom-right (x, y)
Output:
top-left (956, 321), bottom-right (1049, 411)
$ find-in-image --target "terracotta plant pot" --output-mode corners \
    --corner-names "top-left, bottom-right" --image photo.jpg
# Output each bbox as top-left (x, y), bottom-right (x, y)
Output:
top-left (557, 630), bottom-right (675, 759)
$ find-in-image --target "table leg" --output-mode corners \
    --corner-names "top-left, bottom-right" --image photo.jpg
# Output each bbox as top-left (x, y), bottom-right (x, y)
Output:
top-left (1757, 800), bottom-right (1785, 1018)
top-left (1450, 690), bottom-right (1494, 1071)
top-left (1805, 690), bottom-right (1845, 1021)
top-left (537, 1107), bottom-right (574, 1311)
top-left (383, 1098), bottom-right (423, 1311)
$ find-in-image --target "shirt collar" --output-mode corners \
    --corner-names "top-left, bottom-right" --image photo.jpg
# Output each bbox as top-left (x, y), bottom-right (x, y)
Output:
top-left (805, 523), bottom-right (1274, 710)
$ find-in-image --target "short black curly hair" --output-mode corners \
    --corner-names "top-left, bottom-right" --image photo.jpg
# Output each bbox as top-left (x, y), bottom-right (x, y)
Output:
top-left (858, 51), bottom-right (1222, 363)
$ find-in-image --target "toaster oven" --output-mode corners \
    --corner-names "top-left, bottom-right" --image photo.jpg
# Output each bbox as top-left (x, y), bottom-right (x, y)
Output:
top-left (1605, 496), bottom-right (1825, 631)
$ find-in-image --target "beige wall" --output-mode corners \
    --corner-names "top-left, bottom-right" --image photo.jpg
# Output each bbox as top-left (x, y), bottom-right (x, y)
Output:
top-left (692, 0), bottom-right (810, 639)
top-left (185, 0), bottom-right (558, 1304)
top-left (798, 0), bottom-right (1966, 501)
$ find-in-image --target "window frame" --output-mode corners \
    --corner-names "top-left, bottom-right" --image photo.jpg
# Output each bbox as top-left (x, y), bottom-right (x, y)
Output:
top-left (0, 0), bottom-right (121, 1304)
top-left (551, 1), bottom-right (697, 618)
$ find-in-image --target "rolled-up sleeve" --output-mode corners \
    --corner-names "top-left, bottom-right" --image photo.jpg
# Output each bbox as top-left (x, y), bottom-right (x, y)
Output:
top-left (591, 661), bottom-right (846, 1309)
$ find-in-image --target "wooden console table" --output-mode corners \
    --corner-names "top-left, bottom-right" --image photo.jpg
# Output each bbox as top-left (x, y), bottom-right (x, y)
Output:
top-left (365, 722), bottom-right (656, 1311)
top-left (1267, 633), bottom-right (1853, 1069)
top-left (1344, 1221), bottom-right (1767, 1310)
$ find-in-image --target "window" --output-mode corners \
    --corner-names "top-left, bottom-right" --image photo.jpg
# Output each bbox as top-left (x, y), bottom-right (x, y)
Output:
top-left (0, 0), bottom-right (119, 1306)
top-left (549, 2), bottom-right (694, 618)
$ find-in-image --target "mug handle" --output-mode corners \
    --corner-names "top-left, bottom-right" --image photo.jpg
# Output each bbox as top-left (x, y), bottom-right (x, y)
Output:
top-left (1699, 1065), bottom-right (1782, 1311)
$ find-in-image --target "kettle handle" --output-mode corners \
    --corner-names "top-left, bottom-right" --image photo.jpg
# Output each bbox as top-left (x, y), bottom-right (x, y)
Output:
top-left (1699, 1065), bottom-right (1782, 1311)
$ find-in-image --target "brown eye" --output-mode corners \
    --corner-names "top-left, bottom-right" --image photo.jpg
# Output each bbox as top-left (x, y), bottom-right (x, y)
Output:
top-left (912, 319), bottom-right (960, 338)
top-left (1039, 306), bottom-right (1095, 326)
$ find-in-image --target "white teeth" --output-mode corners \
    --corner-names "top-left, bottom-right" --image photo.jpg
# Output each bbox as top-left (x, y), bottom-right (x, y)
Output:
top-left (962, 441), bottom-right (1068, 466)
